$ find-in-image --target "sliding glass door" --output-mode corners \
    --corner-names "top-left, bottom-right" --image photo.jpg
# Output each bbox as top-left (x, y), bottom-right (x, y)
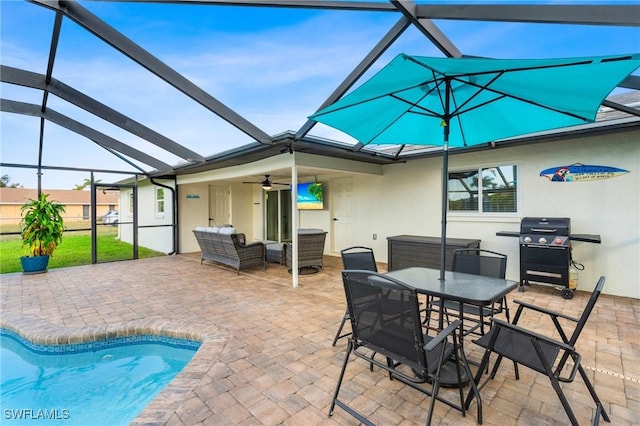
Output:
top-left (265, 189), bottom-right (291, 242)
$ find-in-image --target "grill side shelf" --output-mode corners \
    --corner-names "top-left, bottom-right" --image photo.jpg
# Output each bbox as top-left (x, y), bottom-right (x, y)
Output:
top-left (569, 234), bottom-right (601, 244)
top-left (496, 231), bottom-right (601, 244)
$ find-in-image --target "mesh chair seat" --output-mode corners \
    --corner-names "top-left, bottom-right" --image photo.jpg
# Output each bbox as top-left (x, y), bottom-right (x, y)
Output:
top-left (474, 323), bottom-right (561, 375)
top-left (467, 276), bottom-right (610, 426)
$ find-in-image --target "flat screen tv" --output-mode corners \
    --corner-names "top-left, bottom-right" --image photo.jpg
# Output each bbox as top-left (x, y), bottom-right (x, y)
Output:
top-left (296, 182), bottom-right (324, 210)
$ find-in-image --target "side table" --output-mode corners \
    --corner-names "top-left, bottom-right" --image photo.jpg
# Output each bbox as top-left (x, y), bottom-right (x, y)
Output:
top-left (264, 241), bottom-right (285, 265)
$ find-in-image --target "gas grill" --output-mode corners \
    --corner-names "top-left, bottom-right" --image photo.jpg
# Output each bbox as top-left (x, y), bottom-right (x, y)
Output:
top-left (520, 217), bottom-right (572, 296)
top-left (497, 217), bottom-right (601, 299)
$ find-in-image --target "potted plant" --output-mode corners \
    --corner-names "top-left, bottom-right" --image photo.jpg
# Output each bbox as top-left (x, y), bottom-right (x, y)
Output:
top-left (20, 193), bottom-right (65, 274)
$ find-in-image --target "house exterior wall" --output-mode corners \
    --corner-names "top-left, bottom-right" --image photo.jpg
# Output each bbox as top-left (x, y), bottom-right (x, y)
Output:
top-left (178, 183), bottom-right (210, 253)
top-left (134, 129), bottom-right (637, 298)
top-left (330, 131), bottom-right (638, 299)
top-left (118, 182), bottom-right (176, 254)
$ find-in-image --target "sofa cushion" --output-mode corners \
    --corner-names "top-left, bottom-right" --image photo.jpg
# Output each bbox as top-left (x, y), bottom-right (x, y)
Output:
top-left (194, 226), bottom-right (207, 232)
top-left (218, 227), bottom-right (237, 235)
top-left (206, 226), bottom-right (220, 233)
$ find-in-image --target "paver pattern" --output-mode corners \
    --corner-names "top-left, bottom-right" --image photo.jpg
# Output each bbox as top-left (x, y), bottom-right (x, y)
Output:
top-left (1, 254), bottom-right (638, 425)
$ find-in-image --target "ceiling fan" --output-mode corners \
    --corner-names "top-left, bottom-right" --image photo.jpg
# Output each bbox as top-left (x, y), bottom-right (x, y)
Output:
top-left (242, 175), bottom-right (288, 190)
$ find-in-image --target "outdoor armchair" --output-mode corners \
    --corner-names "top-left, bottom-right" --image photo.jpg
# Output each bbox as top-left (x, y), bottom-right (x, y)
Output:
top-left (285, 229), bottom-right (327, 273)
top-left (330, 270), bottom-right (481, 425)
top-left (332, 246), bottom-right (378, 347)
top-left (467, 276), bottom-right (609, 426)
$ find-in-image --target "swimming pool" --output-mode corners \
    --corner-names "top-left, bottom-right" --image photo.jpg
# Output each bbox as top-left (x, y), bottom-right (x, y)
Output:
top-left (0, 329), bottom-right (200, 425)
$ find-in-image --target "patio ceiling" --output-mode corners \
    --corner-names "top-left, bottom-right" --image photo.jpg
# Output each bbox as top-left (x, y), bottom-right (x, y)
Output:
top-left (1, 1), bottom-right (639, 188)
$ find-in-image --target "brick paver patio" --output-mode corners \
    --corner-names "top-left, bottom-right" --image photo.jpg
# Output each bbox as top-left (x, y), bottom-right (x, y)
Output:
top-left (1, 254), bottom-right (638, 425)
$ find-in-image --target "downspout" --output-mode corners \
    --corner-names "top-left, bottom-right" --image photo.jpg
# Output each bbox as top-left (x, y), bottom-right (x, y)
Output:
top-left (150, 177), bottom-right (177, 255)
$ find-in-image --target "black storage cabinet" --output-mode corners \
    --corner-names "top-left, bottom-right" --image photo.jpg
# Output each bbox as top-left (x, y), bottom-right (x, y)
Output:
top-left (387, 235), bottom-right (481, 272)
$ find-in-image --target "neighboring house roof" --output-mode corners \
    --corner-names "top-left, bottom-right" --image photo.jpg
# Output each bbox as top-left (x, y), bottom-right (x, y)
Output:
top-left (0, 188), bottom-right (118, 206)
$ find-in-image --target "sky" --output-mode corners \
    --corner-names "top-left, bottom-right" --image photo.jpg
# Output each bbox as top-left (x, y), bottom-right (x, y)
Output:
top-left (1, 0), bottom-right (639, 190)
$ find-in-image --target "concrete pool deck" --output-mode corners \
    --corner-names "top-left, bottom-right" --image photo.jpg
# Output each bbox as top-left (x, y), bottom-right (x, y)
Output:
top-left (1, 254), bottom-right (638, 425)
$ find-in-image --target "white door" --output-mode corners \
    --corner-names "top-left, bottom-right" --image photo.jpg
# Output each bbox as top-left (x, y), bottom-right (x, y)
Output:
top-left (331, 176), bottom-right (354, 253)
top-left (209, 185), bottom-right (230, 226)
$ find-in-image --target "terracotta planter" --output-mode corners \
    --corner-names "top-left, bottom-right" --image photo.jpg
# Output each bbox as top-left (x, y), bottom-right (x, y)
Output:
top-left (20, 255), bottom-right (49, 275)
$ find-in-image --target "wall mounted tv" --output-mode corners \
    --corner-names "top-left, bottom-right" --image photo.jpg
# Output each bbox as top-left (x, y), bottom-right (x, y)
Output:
top-left (296, 182), bottom-right (324, 210)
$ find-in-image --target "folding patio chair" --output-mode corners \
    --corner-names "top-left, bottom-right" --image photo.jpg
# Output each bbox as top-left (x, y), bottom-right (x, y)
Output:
top-left (330, 270), bottom-right (481, 425)
top-left (439, 249), bottom-right (509, 335)
top-left (466, 276), bottom-right (609, 426)
top-left (332, 246), bottom-right (378, 346)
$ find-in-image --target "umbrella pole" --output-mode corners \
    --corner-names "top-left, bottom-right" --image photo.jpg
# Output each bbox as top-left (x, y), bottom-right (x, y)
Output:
top-left (440, 80), bottom-right (451, 281)
top-left (439, 141), bottom-right (449, 281)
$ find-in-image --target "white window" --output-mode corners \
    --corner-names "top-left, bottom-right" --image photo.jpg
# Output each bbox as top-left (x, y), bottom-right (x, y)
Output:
top-left (128, 191), bottom-right (134, 215)
top-left (448, 165), bottom-right (518, 213)
top-left (155, 188), bottom-right (165, 218)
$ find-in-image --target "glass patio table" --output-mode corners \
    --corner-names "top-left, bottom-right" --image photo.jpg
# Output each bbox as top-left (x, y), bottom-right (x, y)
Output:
top-left (384, 267), bottom-right (518, 387)
top-left (385, 266), bottom-right (518, 332)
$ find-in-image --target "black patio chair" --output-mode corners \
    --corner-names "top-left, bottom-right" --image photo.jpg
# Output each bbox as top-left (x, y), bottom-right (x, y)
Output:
top-left (438, 249), bottom-right (509, 336)
top-left (332, 246), bottom-right (378, 346)
top-left (466, 276), bottom-right (609, 426)
top-left (330, 270), bottom-right (481, 425)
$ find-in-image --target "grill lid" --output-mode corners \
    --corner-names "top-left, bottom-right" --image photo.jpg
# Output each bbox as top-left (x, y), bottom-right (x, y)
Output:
top-left (520, 217), bottom-right (571, 236)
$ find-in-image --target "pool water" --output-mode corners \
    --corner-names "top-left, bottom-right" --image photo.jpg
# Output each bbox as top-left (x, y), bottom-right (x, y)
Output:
top-left (0, 330), bottom-right (200, 425)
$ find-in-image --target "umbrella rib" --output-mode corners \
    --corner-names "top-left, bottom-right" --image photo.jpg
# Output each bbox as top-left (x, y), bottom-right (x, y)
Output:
top-left (391, 70), bottom-right (447, 120)
top-left (403, 53), bottom-right (597, 122)
top-left (313, 81), bottom-right (438, 117)
top-left (455, 81), bottom-right (593, 122)
top-left (403, 53), bottom-right (595, 79)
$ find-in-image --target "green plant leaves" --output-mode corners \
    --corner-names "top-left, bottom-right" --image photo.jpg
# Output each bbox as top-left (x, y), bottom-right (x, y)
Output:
top-left (20, 193), bottom-right (65, 257)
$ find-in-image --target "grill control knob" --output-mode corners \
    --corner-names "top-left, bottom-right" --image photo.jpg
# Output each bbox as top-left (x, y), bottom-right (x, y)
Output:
top-left (538, 237), bottom-right (547, 244)
top-left (523, 236), bottom-right (532, 243)
top-left (554, 238), bottom-right (563, 245)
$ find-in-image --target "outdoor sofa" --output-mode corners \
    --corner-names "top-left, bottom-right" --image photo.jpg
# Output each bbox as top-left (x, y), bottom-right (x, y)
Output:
top-left (193, 226), bottom-right (265, 274)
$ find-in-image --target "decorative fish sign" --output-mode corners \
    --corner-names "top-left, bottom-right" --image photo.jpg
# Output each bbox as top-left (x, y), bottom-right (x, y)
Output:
top-left (540, 163), bottom-right (629, 182)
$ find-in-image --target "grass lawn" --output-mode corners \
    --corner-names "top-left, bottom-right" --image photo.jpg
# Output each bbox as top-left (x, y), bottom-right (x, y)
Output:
top-left (0, 224), bottom-right (165, 274)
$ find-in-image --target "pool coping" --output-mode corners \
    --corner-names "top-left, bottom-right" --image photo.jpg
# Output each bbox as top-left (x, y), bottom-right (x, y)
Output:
top-left (0, 313), bottom-right (230, 425)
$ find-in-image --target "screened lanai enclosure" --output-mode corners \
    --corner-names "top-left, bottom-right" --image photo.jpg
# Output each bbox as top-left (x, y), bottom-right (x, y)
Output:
top-left (1, 1), bottom-right (639, 263)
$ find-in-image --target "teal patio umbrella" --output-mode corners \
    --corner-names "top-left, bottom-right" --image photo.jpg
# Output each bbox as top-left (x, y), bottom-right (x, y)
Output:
top-left (310, 53), bottom-right (640, 280)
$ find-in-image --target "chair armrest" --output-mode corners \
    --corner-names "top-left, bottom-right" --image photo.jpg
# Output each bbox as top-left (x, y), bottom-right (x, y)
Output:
top-left (490, 318), bottom-right (575, 353)
top-left (513, 300), bottom-right (579, 323)
top-left (242, 241), bottom-right (263, 247)
top-left (236, 233), bottom-right (246, 245)
top-left (424, 319), bottom-right (461, 351)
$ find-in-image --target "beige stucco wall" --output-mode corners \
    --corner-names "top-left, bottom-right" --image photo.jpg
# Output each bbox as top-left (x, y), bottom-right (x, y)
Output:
top-left (177, 183), bottom-right (210, 253)
top-left (133, 128), bottom-right (638, 298)
top-left (117, 182), bottom-right (176, 254)
top-left (332, 131), bottom-right (638, 298)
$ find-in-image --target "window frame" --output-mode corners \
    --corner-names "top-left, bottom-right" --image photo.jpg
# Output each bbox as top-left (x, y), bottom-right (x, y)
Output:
top-left (155, 187), bottom-right (165, 218)
top-left (128, 191), bottom-right (134, 216)
top-left (447, 163), bottom-right (519, 216)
